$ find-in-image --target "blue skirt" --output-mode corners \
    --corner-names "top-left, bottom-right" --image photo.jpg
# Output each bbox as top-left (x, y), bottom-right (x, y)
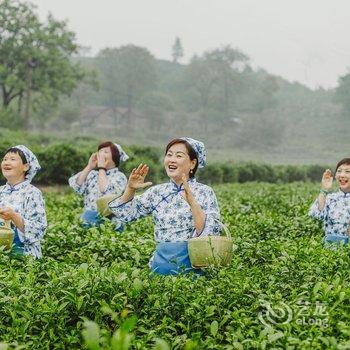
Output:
top-left (12, 227), bottom-right (24, 255)
top-left (81, 210), bottom-right (123, 232)
top-left (324, 234), bottom-right (349, 248)
top-left (150, 241), bottom-right (203, 276)
top-left (81, 210), bottom-right (101, 227)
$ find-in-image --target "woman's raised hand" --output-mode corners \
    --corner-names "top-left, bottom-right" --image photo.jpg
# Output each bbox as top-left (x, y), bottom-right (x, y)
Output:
top-left (181, 174), bottom-right (195, 205)
top-left (321, 169), bottom-right (333, 190)
top-left (88, 153), bottom-right (98, 170)
top-left (127, 164), bottom-right (152, 190)
top-left (97, 152), bottom-right (108, 168)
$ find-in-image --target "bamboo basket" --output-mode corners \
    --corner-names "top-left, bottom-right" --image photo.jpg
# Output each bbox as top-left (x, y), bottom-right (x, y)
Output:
top-left (96, 194), bottom-right (117, 217)
top-left (188, 221), bottom-right (235, 268)
top-left (0, 218), bottom-right (14, 250)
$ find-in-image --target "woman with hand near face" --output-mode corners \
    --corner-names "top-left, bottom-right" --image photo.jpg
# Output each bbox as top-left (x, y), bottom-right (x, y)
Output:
top-left (0, 145), bottom-right (47, 258)
top-left (109, 137), bottom-right (221, 275)
top-left (309, 158), bottom-right (350, 245)
top-left (68, 141), bottom-right (128, 228)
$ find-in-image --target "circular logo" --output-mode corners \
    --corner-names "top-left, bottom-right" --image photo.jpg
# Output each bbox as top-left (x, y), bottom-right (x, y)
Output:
top-left (258, 300), bottom-right (293, 327)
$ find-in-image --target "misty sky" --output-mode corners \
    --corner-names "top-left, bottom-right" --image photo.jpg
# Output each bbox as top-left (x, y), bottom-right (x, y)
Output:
top-left (28, 0), bottom-right (350, 89)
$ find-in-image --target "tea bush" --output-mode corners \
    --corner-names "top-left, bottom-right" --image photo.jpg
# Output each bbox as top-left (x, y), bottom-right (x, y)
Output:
top-left (1, 183), bottom-right (350, 349)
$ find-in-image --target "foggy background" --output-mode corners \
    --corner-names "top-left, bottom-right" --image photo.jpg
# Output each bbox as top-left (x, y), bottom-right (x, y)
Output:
top-left (2, 0), bottom-right (350, 165)
top-left (30, 0), bottom-right (350, 89)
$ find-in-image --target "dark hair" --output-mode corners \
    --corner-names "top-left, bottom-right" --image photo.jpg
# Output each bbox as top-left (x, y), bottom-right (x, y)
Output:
top-left (336, 158), bottom-right (350, 172)
top-left (3, 147), bottom-right (29, 176)
top-left (98, 141), bottom-right (120, 167)
top-left (4, 147), bottom-right (28, 164)
top-left (165, 138), bottom-right (198, 178)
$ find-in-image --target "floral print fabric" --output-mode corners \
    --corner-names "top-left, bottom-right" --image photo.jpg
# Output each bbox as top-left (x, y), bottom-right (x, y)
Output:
top-left (109, 178), bottom-right (221, 242)
top-left (309, 190), bottom-right (350, 237)
top-left (179, 137), bottom-right (206, 168)
top-left (0, 181), bottom-right (47, 258)
top-left (69, 168), bottom-right (127, 211)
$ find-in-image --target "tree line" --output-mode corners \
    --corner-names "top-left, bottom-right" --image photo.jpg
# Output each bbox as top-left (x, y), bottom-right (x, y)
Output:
top-left (1, 0), bottom-right (350, 161)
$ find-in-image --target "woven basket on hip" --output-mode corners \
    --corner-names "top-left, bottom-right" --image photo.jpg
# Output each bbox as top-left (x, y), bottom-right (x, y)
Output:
top-left (0, 218), bottom-right (14, 250)
top-left (188, 221), bottom-right (235, 268)
top-left (96, 194), bottom-right (118, 217)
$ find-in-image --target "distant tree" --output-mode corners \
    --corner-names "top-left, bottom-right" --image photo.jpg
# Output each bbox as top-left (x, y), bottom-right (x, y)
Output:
top-left (33, 74), bottom-right (99, 131)
top-left (0, 0), bottom-right (85, 129)
top-left (184, 55), bottom-right (218, 111)
top-left (96, 45), bottom-right (157, 123)
top-left (172, 37), bottom-right (184, 63)
top-left (335, 72), bottom-right (350, 115)
top-left (204, 46), bottom-right (249, 116)
top-left (183, 46), bottom-right (249, 116)
top-left (66, 66), bottom-right (99, 128)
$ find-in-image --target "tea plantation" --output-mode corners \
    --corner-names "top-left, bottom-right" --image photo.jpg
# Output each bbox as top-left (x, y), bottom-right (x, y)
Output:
top-left (1, 183), bottom-right (350, 349)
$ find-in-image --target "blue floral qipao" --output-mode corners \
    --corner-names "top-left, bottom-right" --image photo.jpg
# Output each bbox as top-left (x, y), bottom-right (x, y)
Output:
top-left (0, 181), bottom-right (47, 258)
top-left (69, 168), bottom-right (127, 227)
top-left (309, 190), bottom-right (350, 245)
top-left (109, 178), bottom-right (221, 274)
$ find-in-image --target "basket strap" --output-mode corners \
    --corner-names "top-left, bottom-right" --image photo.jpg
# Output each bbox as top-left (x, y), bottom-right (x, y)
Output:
top-left (214, 219), bottom-right (231, 239)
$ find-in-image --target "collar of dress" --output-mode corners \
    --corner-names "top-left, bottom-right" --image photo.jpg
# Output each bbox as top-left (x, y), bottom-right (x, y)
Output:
top-left (2, 180), bottom-right (30, 194)
top-left (337, 189), bottom-right (350, 197)
top-left (169, 177), bottom-right (196, 192)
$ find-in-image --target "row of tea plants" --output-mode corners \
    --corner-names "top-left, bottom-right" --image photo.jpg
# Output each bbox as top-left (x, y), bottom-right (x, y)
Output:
top-left (0, 183), bottom-right (350, 349)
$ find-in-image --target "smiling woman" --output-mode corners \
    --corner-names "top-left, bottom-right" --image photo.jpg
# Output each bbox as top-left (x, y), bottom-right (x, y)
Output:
top-left (0, 145), bottom-right (47, 258)
top-left (109, 137), bottom-right (221, 275)
top-left (164, 139), bottom-right (199, 180)
top-left (309, 158), bottom-right (350, 246)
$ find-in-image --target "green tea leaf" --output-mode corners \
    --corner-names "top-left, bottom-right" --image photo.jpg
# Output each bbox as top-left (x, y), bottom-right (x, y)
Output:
top-left (210, 320), bottom-right (219, 337)
top-left (82, 320), bottom-right (101, 350)
top-left (153, 338), bottom-right (170, 350)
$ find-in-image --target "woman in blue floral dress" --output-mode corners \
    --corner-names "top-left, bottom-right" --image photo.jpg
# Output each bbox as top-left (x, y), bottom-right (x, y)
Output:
top-left (69, 141), bottom-right (128, 228)
top-left (109, 137), bottom-right (221, 275)
top-left (0, 145), bottom-right (47, 258)
top-left (309, 158), bottom-right (350, 245)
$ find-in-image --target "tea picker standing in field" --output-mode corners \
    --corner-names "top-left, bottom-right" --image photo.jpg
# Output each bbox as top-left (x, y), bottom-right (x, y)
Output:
top-left (0, 145), bottom-right (47, 258)
top-left (69, 142), bottom-right (128, 229)
top-left (109, 137), bottom-right (221, 275)
top-left (309, 158), bottom-right (350, 245)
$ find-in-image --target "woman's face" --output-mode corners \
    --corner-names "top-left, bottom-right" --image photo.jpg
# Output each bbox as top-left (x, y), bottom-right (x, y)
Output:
top-left (98, 147), bottom-right (115, 168)
top-left (1, 152), bottom-right (29, 182)
top-left (164, 143), bottom-right (196, 184)
top-left (336, 164), bottom-right (350, 192)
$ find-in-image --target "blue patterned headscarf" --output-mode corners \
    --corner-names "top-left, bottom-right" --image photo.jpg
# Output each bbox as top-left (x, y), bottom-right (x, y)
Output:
top-left (13, 145), bottom-right (41, 182)
top-left (180, 137), bottom-right (206, 168)
top-left (114, 143), bottom-right (129, 163)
